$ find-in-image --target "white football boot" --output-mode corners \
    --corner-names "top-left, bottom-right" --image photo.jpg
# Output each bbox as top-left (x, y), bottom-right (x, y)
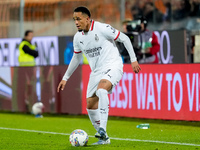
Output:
top-left (92, 127), bottom-right (111, 145)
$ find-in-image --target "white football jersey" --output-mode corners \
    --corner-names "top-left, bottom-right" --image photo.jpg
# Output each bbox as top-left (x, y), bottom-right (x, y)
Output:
top-left (73, 20), bottom-right (123, 72)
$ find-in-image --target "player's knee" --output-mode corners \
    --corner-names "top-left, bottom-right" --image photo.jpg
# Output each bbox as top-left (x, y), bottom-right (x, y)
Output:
top-left (98, 79), bottom-right (112, 91)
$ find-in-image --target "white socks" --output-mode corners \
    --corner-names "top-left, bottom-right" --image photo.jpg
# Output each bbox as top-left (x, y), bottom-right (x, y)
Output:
top-left (87, 109), bottom-right (100, 132)
top-left (96, 88), bottom-right (109, 132)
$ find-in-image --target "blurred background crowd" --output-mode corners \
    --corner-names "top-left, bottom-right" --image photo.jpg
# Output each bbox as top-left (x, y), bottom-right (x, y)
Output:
top-left (0, 0), bottom-right (199, 63)
top-left (0, 0), bottom-right (199, 38)
top-left (131, 0), bottom-right (200, 23)
top-left (129, 0), bottom-right (200, 32)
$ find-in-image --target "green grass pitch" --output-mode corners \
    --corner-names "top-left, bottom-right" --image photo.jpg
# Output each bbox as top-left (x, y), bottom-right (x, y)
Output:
top-left (0, 112), bottom-right (200, 150)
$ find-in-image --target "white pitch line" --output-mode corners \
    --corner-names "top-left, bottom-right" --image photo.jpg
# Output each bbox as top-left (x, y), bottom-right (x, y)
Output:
top-left (0, 127), bottom-right (200, 147)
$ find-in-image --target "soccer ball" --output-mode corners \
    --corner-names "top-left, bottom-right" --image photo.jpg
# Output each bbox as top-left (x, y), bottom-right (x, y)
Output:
top-left (32, 102), bottom-right (44, 115)
top-left (69, 129), bottom-right (89, 146)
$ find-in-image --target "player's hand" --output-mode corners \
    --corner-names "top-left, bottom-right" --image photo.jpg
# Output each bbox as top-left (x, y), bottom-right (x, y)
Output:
top-left (131, 61), bottom-right (141, 73)
top-left (57, 80), bottom-right (67, 93)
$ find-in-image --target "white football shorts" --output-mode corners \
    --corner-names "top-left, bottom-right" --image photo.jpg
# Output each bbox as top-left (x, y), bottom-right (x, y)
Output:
top-left (86, 68), bottom-right (123, 98)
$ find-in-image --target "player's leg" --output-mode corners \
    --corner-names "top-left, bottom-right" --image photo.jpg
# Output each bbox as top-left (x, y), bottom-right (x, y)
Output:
top-left (87, 92), bottom-right (111, 145)
top-left (96, 79), bottom-right (112, 135)
top-left (86, 95), bottom-right (100, 132)
top-left (86, 72), bottom-right (102, 133)
top-left (90, 79), bottom-right (111, 145)
top-left (86, 74), bottom-right (111, 145)
top-left (93, 68), bottom-right (123, 145)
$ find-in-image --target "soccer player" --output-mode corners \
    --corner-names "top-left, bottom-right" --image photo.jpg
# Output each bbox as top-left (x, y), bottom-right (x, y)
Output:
top-left (57, 6), bottom-right (141, 145)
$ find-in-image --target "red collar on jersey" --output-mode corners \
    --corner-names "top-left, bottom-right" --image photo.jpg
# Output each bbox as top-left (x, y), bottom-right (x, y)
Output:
top-left (82, 20), bottom-right (94, 35)
top-left (90, 20), bottom-right (94, 31)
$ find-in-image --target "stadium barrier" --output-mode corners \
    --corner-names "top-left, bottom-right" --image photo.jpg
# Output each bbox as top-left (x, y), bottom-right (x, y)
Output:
top-left (1, 63), bottom-right (200, 121)
top-left (0, 66), bottom-right (82, 114)
top-left (82, 64), bottom-right (200, 121)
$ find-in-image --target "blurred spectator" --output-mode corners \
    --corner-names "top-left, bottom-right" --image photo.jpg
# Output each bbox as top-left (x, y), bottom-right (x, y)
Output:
top-left (143, 2), bottom-right (154, 22)
top-left (155, 0), bottom-right (167, 16)
top-left (189, 0), bottom-right (200, 17)
top-left (131, 1), bottom-right (164, 23)
top-left (131, 6), bottom-right (143, 20)
top-left (18, 30), bottom-right (39, 66)
top-left (173, 0), bottom-right (191, 20)
top-left (119, 16), bottom-right (160, 64)
top-left (122, 18), bottom-right (132, 32)
top-left (164, 1), bottom-right (172, 22)
top-left (126, 16), bottom-right (160, 63)
top-left (116, 19), bottom-right (132, 63)
top-left (130, 0), bottom-right (200, 23)
top-left (131, 1), bottom-right (144, 20)
top-left (136, 16), bottom-right (160, 63)
top-left (155, 0), bottom-right (172, 22)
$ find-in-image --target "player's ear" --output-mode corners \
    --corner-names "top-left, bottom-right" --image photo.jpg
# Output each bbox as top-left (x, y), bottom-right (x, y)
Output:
top-left (86, 16), bottom-right (90, 21)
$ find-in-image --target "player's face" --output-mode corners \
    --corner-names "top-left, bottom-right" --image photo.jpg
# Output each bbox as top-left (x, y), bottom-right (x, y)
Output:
top-left (73, 12), bottom-right (90, 32)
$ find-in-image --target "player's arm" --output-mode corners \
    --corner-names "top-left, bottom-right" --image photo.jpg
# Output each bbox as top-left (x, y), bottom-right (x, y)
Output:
top-left (57, 52), bottom-right (82, 92)
top-left (116, 32), bottom-right (141, 73)
top-left (23, 45), bottom-right (38, 58)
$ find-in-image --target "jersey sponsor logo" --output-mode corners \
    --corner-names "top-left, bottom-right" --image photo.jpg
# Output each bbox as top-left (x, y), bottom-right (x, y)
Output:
top-left (84, 47), bottom-right (102, 58)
